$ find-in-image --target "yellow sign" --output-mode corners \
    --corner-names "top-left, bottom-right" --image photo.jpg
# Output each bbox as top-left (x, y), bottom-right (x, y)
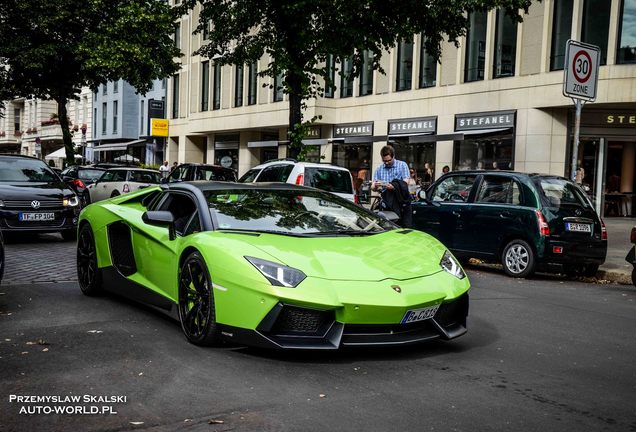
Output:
top-left (151, 118), bottom-right (169, 137)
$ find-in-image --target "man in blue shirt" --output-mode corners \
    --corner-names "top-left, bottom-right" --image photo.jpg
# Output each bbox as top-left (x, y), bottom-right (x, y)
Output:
top-left (372, 145), bottom-right (410, 192)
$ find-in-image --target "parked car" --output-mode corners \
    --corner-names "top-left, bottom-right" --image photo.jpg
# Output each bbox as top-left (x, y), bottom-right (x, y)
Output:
top-left (60, 166), bottom-right (106, 206)
top-left (0, 229), bottom-right (4, 284)
top-left (77, 181), bottom-right (469, 349)
top-left (626, 225), bottom-right (636, 286)
top-left (164, 163), bottom-right (237, 183)
top-left (84, 168), bottom-right (161, 204)
top-left (412, 171), bottom-right (607, 278)
top-left (238, 159), bottom-right (357, 202)
top-left (0, 154), bottom-right (80, 240)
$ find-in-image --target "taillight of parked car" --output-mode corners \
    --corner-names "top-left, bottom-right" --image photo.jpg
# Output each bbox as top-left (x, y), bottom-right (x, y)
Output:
top-left (535, 210), bottom-right (550, 236)
top-left (295, 173), bottom-right (304, 185)
top-left (123, 184), bottom-right (130, 193)
top-left (72, 179), bottom-right (85, 189)
top-left (601, 219), bottom-right (607, 241)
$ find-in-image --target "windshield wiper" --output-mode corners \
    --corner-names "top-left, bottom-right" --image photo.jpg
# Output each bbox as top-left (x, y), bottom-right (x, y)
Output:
top-left (217, 228), bottom-right (309, 237)
top-left (307, 229), bottom-right (381, 236)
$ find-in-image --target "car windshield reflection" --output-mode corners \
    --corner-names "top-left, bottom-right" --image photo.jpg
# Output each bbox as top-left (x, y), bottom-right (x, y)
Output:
top-left (205, 189), bottom-right (395, 236)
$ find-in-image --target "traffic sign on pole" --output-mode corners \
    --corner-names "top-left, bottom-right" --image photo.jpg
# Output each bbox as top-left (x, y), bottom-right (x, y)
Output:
top-left (563, 39), bottom-right (600, 102)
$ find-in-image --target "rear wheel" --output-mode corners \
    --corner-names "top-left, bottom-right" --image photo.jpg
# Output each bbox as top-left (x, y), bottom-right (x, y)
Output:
top-left (178, 252), bottom-right (219, 346)
top-left (502, 239), bottom-right (535, 278)
top-left (77, 223), bottom-right (103, 296)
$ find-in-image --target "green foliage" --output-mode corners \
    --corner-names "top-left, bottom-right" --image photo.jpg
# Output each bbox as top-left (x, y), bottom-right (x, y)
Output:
top-left (182, 0), bottom-right (535, 154)
top-left (0, 0), bottom-right (181, 159)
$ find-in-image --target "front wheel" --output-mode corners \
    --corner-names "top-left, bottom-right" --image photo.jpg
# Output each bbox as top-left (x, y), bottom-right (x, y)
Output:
top-left (502, 239), bottom-right (535, 278)
top-left (77, 223), bottom-right (103, 296)
top-left (178, 252), bottom-right (219, 346)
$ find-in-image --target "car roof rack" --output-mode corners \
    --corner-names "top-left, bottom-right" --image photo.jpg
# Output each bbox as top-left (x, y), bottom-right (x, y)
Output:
top-left (265, 158), bottom-right (297, 163)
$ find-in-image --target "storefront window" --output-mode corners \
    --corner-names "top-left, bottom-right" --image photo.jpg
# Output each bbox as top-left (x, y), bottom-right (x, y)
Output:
top-left (453, 133), bottom-right (514, 171)
top-left (396, 40), bottom-right (413, 92)
top-left (304, 145), bottom-right (322, 163)
top-left (419, 36), bottom-right (437, 88)
top-left (550, 0), bottom-right (573, 71)
top-left (581, 0), bottom-right (611, 65)
top-left (390, 139), bottom-right (436, 187)
top-left (465, 11), bottom-right (487, 82)
top-left (617, 0), bottom-right (636, 64)
top-left (215, 134), bottom-right (239, 173)
top-left (493, 9), bottom-right (518, 78)
top-left (332, 144), bottom-right (371, 192)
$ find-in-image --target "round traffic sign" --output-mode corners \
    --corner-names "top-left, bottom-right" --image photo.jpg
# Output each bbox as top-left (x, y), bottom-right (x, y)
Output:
top-left (572, 50), bottom-right (593, 83)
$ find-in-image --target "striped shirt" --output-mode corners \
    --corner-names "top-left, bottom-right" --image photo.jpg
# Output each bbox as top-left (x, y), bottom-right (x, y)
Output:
top-left (373, 159), bottom-right (410, 184)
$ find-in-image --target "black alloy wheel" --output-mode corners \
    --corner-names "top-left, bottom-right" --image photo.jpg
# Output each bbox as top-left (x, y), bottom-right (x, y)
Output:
top-left (77, 223), bottom-right (103, 296)
top-left (178, 252), bottom-right (219, 346)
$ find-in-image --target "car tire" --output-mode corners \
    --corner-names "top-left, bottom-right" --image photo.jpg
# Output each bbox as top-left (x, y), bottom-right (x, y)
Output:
top-left (563, 264), bottom-right (580, 278)
top-left (178, 251), bottom-right (220, 346)
top-left (502, 239), bottom-right (535, 278)
top-left (77, 223), bottom-right (103, 296)
top-left (582, 264), bottom-right (599, 278)
top-left (61, 230), bottom-right (77, 241)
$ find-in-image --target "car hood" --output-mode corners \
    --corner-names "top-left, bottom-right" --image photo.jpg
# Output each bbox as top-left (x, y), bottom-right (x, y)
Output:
top-left (243, 229), bottom-right (447, 281)
top-left (0, 182), bottom-right (74, 199)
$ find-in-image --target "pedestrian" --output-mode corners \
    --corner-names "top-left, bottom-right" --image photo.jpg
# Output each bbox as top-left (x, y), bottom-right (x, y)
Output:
top-left (442, 165), bottom-right (450, 174)
top-left (159, 160), bottom-right (170, 178)
top-left (171, 161), bottom-right (178, 172)
top-left (372, 145), bottom-right (412, 227)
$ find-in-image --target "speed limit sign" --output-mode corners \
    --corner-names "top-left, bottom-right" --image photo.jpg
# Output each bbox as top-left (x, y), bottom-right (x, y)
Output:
top-left (563, 40), bottom-right (600, 101)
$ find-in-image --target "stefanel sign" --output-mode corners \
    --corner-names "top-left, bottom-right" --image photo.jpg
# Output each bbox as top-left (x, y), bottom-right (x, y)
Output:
top-left (455, 110), bottom-right (516, 131)
top-left (333, 122), bottom-right (373, 138)
top-left (388, 117), bottom-right (436, 135)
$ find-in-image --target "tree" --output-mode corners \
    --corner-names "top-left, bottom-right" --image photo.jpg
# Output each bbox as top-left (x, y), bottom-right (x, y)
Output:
top-left (0, 0), bottom-right (181, 163)
top-left (181, 0), bottom-right (534, 159)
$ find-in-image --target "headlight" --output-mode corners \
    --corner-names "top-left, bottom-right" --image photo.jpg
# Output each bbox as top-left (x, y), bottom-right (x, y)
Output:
top-left (440, 250), bottom-right (465, 279)
top-left (245, 256), bottom-right (306, 287)
top-left (63, 195), bottom-right (79, 207)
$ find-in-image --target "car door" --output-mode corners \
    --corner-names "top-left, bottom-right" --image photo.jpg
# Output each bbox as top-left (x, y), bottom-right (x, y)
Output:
top-left (107, 170), bottom-right (128, 197)
top-left (90, 171), bottom-right (115, 202)
top-left (412, 174), bottom-right (478, 250)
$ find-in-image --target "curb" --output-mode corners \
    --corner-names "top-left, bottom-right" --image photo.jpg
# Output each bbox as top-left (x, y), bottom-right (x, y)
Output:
top-left (596, 269), bottom-right (634, 286)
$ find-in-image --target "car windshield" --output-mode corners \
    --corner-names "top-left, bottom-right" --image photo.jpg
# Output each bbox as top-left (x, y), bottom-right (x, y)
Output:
top-left (0, 158), bottom-right (58, 182)
top-left (197, 167), bottom-right (236, 181)
top-left (238, 169), bottom-right (261, 183)
top-left (205, 189), bottom-right (395, 236)
top-left (304, 167), bottom-right (352, 194)
top-left (77, 169), bottom-right (105, 182)
top-left (534, 177), bottom-right (592, 209)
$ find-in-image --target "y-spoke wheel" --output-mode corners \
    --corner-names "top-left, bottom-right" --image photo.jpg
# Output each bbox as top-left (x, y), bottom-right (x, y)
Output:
top-left (77, 223), bottom-right (103, 295)
top-left (502, 239), bottom-right (535, 278)
top-left (178, 252), bottom-right (219, 346)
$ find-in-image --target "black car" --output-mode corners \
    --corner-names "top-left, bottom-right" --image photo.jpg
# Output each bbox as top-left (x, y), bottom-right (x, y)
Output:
top-left (0, 155), bottom-right (81, 241)
top-left (412, 171), bottom-right (607, 278)
top-left (60, 166), bottom-right (106, 206)
top-left (0, 229), bottom-right (4, 284)
top-left (164, 163), bottom-right (237, 183)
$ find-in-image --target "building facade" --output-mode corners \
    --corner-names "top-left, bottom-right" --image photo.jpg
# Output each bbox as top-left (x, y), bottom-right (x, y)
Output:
top-left (168, 0), bottom-right (635, 217)
top-left (91, 79), bottom-right (167, 166)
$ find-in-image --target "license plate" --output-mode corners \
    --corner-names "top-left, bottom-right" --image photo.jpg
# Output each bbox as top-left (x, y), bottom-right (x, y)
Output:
top-left (401, 304), bottom-right (440, 324)
top-left (566, 223), bottom-right (591, 233)
top-left (19, 212), bottom-right (55, 222)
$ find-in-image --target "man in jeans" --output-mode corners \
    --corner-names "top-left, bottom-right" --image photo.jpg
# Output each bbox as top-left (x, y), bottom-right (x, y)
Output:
top-left (372, 145), bottom-right (412, 227)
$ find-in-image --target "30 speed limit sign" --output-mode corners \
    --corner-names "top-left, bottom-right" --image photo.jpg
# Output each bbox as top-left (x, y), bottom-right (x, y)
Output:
top-left (563, 40), bottom-right (600, 101)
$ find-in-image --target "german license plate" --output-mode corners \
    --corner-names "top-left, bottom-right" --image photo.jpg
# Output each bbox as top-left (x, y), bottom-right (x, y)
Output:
top-left (401, 304), bottom-right (440, 324)
top-left (19, 212), bottom-right (55, 222)
top-left (566, 223), bottom-right (591, 233)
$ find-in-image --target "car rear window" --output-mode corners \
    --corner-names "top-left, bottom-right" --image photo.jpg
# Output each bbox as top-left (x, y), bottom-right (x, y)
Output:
top-left (534, 177), bottom-right (592, 209)
top-left (197, 167), bottom-right (236, 181)
top-left (129, 171), bottom-right (161, 184)
top-left (304, 168), bottom-right (353, 194)
top-left (78, 169), bottom-right (105, 182)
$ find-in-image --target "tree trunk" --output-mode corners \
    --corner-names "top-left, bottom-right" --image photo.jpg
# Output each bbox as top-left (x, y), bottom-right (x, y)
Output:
top-left (287, 72), bottom-right (303, 160)
top-left (56, 95), bottom-right (76, 166)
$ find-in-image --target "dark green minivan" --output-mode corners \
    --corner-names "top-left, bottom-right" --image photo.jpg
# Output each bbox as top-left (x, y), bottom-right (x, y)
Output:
top-left (412, 171), bottom-right (607, 278)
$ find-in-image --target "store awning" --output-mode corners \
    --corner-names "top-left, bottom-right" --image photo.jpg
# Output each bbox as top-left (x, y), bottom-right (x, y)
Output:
top-left (44, 147), bottom-right (83, 160)
top-left (302, 138), bottom-right (329, 146)
top-left (409, 133), bottom-right (466, 143)
top-left (93, 139), bottom-right (146, 152)
top-left (331, 136), bottom-right (388, 144)
top-left (247, 140), bottom-right (279, 148)
top-left (459, 127), bottom-right (512, 136)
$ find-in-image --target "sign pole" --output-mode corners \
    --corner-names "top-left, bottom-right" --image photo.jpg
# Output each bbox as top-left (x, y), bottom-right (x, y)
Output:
top-left (570, 98), bottom-right (585, 182)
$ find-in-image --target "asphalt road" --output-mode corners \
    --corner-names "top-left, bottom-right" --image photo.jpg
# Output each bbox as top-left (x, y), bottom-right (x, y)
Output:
top-left (0, 237), bottom-right (635, 432)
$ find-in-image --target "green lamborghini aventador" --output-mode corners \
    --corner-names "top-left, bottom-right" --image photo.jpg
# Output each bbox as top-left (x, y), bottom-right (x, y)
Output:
top-left (77, 182), bottom-right (470, 349)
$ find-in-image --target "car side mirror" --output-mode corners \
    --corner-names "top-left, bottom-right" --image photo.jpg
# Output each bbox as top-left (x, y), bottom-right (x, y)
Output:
top-left (142, 210), bottom-right (176, 240)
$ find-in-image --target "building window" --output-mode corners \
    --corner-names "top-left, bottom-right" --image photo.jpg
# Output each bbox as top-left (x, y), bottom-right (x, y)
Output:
top-left (465, 11), bottom-right (488, 82)
top-left (234, 64), bottom-right (244, 107)
top-left (113, 81), bottom-right (118, 93)
top-left (581, 0), bottom-right (611, 66)
top-left (94, 89), bottom-right (97, 101)
top-left (274, 71), bottom-right (284, 102)
top-left (550, 0), bottom-right (573, 71)
top-left (202, 19), bottom-right (211, 40)
top-left (340, 56), bottom-right (353, 98)
top-left (174, 22), bottom-right (181, 49)
top-left (213, 63), bottom-right (221, 110)
top-left (247, 61), bottom-right (257, 105)
top-left (14, 108), bottom-right (20, 132)
top-left (419, 36), bottom-right (437, 88)
top-left (93, 108), bottom-right (97, 139)
top-left (112, 100), bottom-right (118, 134)
top-left (162, 79), bottom-right (166, 89)
top-left (172, 74), bottom-right (179, 118)
top-left (396, 40), bottom-right (413, 92)
top-left (618, 0), bottom-right (636, 64)
top-left (201, 60), bottom-right (210, 111)
top-left (140, 100), bottom-right (145, 135)
top-left (101, 103), bottom-right (107, 135)
top-left (359, 50), bottom-right (373, 96)
top-left (493, 9), bottom-right (518, 78)
top-left (324, 54), bottom-right (336, 98)
top-left (102, 83), bottom-right (107, 95)
top-left (82, 96), bottom-right (88, 124)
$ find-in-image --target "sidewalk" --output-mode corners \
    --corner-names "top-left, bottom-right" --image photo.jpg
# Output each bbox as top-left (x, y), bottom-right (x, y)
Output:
top-left (598, 217), bottom-right (635, 285)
